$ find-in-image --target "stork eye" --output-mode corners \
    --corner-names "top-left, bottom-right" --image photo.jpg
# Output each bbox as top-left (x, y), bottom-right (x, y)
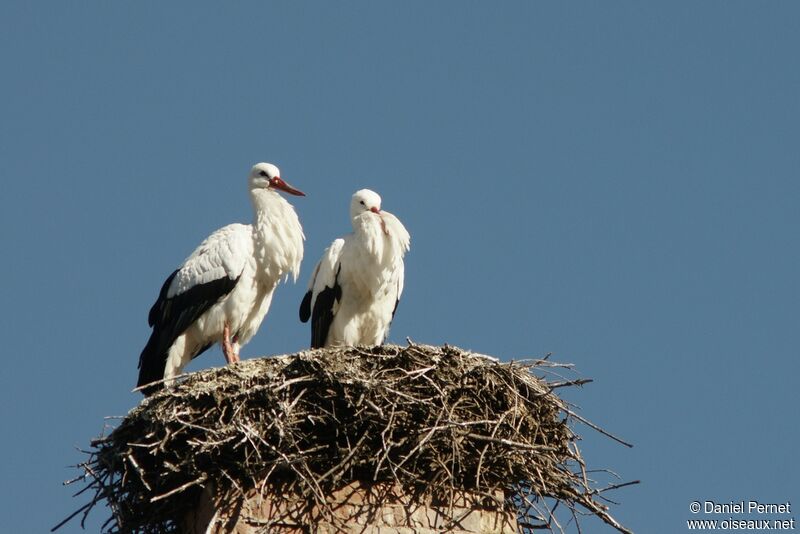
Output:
top-left (259, 170), bottom-right (268, 177)
top-left (360, 200), bottom-right (365, 206)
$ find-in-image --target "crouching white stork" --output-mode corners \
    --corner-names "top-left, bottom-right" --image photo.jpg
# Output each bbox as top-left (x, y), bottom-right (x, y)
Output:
top-left (300, 189), bottom-right (410, 348)
top-left (137, 162), bottom-right (305, 394)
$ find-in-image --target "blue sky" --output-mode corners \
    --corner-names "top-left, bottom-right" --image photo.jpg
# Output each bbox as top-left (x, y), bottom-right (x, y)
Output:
top-left (1, 3), bottom-right (798, 532)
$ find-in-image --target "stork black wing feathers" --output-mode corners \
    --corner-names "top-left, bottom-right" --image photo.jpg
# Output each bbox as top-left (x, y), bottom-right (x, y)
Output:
top-left (309, 284), bottom-right (341, 348)
top-left (304, 264), bottom-right (342, 349)
top-left (299, 290), bottom-right (313, 323)
top-left (148, 269), bottom-right (178, 327)
top-left (137, 272), bottom-right (240, 393)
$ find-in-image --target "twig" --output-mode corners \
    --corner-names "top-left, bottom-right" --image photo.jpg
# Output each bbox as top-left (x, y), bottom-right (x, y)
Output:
top-left (150, 474), bottom-right (208, 502)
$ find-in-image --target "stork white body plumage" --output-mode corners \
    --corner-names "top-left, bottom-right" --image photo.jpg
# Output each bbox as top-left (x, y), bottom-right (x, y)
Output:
top-left (300, 189), bottom-right (409, 348)
top-left (137, 163), bottom-right (304, 394)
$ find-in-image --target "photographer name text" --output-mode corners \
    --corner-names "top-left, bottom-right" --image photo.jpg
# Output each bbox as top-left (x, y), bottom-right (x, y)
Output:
top-left (699, 501), bottom-right (792, 515)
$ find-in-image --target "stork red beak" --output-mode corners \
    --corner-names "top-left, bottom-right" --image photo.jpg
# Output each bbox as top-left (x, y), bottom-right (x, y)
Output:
top-left (370, 206), bottom-right (381, 214)
top-left (270, 177), bottom-right (305, 196)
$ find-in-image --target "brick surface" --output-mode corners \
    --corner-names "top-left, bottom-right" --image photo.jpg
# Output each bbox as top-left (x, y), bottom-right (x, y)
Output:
top-left (188, 482), bottom-right (518, 533)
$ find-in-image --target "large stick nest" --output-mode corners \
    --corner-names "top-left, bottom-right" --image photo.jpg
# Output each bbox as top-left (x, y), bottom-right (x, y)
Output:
top-left (59, 343), bottom-right (635, 533)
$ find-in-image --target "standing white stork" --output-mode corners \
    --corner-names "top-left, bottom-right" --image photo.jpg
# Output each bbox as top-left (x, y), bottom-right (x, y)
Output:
top-left (299, 189), bottom-right (410, 348)
top-left (137, 162), bottom-right (305, 394)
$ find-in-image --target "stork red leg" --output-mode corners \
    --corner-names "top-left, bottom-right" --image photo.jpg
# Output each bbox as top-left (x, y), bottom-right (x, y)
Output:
top-left (222, 322), bottom-right (238, 364)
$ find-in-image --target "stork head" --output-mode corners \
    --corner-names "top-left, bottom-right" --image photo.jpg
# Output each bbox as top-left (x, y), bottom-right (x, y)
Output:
top-left (350, 189), bottom-right (382, 220)
top-left (248, 162), bottom-right (305, 196)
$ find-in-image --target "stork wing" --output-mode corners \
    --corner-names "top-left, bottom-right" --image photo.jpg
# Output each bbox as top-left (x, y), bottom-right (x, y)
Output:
top-left (299, 238), bottom-right (344, 348)
top-left (139, 224), bottom-right (251, 386)
top-left (165, 224), bottom-right (252, 298)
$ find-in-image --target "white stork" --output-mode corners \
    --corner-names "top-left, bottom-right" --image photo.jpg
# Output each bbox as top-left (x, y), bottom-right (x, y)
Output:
top-left (137, 162), bottom-right (305, 394)
top-left (299, 189), bottom-right (410, 348)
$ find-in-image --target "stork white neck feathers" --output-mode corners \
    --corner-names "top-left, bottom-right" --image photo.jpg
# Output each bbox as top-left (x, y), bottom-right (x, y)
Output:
top-left (250, 183), bottom-right (305, 283)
